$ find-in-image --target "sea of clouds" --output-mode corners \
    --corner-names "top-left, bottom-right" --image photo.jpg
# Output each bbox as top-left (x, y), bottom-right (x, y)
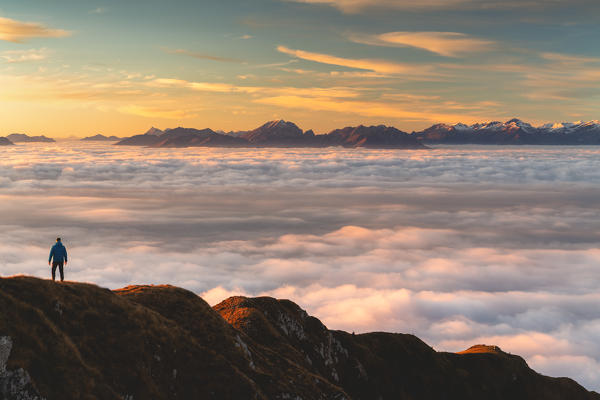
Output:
top-left (1, 141), bottom-right (600, 390)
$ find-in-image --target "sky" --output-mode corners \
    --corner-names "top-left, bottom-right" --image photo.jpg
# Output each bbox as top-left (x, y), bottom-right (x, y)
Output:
top-left (1, 0), bottom-right (600, 137)
top-left (2, 142), bottom-right (600, 390)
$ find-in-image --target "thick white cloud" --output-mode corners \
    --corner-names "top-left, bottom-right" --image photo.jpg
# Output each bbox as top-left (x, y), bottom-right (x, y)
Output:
top-left (1, 141), bottom-right (600, 390)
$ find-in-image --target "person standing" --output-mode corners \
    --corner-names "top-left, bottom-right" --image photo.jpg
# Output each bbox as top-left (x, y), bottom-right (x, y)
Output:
top-left (49, 238), bottom-right (68, 282)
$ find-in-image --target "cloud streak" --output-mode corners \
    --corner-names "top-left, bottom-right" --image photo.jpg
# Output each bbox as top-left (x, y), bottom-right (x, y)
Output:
top-left (286, 0), bottom-right (467, 12)
top-left (163, 48), bottom-right (242, 63)
top-left (0, 16), bottom-right (70, 43)
top-left (0, 48), bottom-right (49, 63)
top-left (351, 32), bottom-right (496, 57)
top-left (277, 45), bottom-right (437, 77)
top-left (118, 104), bottom-right (199, 119)
top-left (285, 0), bottom-right (594, 13)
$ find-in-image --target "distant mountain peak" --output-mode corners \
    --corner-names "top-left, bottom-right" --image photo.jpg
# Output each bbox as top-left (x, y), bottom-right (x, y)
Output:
top-left (453, 123), bottom-right (470, 130)
top-left (260, 120), bottom-right (300, 130)
top-left (143, 127), bottom-right (164, 136)
top-left (81, 134), bottom-right (121, 141)
top-left (416, 118), bottom-right (600, 144)
top-left (6, 133), bottom-right (55, 143)
top-left (505, 118), bottom-right (533, 130)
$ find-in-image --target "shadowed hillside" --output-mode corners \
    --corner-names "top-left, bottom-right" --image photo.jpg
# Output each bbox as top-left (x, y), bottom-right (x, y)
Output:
top-left (0, 277), bottom-right (597, 400)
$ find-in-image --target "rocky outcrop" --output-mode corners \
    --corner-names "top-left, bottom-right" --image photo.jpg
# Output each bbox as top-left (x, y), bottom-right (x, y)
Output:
top-left (0, 276), bottom-right (597, 400)
top-left (0, 336), bottom-right (45, 400)
top-left (215, 296), bottom-right (599, 400)
top-left (0, 277), bottom-right (347, 399)
top-left (0, 137), bottom-right (13, 146)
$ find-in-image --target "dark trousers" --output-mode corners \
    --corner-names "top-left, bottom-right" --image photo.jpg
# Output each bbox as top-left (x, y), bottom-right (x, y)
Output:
top-left (52, 261), bottom-right (64, 282)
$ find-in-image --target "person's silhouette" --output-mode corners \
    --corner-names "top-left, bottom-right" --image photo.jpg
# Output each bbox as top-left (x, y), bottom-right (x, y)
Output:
top-left (48, 238), bottom-right (68, 282)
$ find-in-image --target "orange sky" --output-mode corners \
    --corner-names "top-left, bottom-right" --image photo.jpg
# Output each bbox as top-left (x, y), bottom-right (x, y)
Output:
top-left (1, 0), bottom-right (599, 136)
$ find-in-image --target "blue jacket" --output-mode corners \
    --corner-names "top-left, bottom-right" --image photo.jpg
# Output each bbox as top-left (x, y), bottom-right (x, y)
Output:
top-left (49, 242), bottom-right (68, 263)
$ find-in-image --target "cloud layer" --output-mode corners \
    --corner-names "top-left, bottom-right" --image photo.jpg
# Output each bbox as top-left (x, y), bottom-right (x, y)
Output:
top-left (1, 142), bottom-right (600, 390)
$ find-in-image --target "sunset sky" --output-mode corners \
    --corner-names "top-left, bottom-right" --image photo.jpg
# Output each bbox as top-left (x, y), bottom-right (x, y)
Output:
top-left (1, 0), bottom-right (600, 136)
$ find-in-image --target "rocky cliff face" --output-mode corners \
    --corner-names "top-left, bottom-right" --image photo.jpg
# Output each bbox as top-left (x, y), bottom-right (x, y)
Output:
top-left (0, 277), bottom-right (596, 400)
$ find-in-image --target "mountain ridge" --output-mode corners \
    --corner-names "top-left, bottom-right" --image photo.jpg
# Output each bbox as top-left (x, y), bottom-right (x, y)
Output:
top-left (115, 118), bottom-right (600, 148)
top-left (413, 118), bottom-right (600, 144)
top-left (0, 276), bottom-right (596, 400)
top-left (116, 120), bottom-right (426, 149)
top-left (6, 133), bottom-right (55, 143)
top-left (81, 134), bottom-right (121, 141)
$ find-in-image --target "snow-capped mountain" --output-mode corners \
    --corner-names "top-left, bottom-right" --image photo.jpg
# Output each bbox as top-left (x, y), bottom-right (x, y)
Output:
top-left (415, 119), bottom-right (600, 144)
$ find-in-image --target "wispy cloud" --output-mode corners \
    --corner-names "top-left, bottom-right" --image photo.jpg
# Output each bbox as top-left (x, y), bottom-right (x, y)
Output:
top-left (277, 45), bottom-right (437, 77)
top-left (254, 95), bottom-right (479, 124)
top-left (163, 48), bottom-right (242, 63)
top-left (150, 77), bottom-right (360, 98)
top-left (0, 16), bottom-right (70, 43)
top-left (540, 52), bottom-right (600, 65)
top-left (285, 0), bottom-right (589, 13)
top-left (1, 48), bottom-right (49, 63)
top-left (285, 0), bottom-right (466, 12)
top-left (88, 7), bottom-right (107, 15)
top-left (149, 78), bottom-right (261, 93)
top-left (351, 32), bottom-right (496, 57)
top-left (118, 105), bottom-right (198, 119)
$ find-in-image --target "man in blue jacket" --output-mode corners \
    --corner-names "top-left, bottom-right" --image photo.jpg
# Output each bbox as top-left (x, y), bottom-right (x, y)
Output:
top-left (48, 238), bottom-right (68, 282)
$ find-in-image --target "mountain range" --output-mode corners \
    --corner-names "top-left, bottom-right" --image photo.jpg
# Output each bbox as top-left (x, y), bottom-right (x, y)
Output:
top-left (81, 134), bottom-right (122, 141)
top-left (0, 276), bottom-right (597, 400)
top-left (116, 118), bottom-right (600, 149)
top-left (414, 118), bottom-right (600, 145)
top-left (4, 119), bottom-right (600, 147)
top-left (116, 120), bottom-right (427, 149)
top-left (6, 133), bottom-right (55, 143)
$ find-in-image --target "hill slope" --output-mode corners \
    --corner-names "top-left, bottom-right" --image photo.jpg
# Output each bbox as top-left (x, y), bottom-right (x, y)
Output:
top-left (0, 277), bottom-right (596, 400)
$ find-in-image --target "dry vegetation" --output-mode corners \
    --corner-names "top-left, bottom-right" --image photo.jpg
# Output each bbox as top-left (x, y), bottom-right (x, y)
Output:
top-left (0, 277), bottom-right (597, 400)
